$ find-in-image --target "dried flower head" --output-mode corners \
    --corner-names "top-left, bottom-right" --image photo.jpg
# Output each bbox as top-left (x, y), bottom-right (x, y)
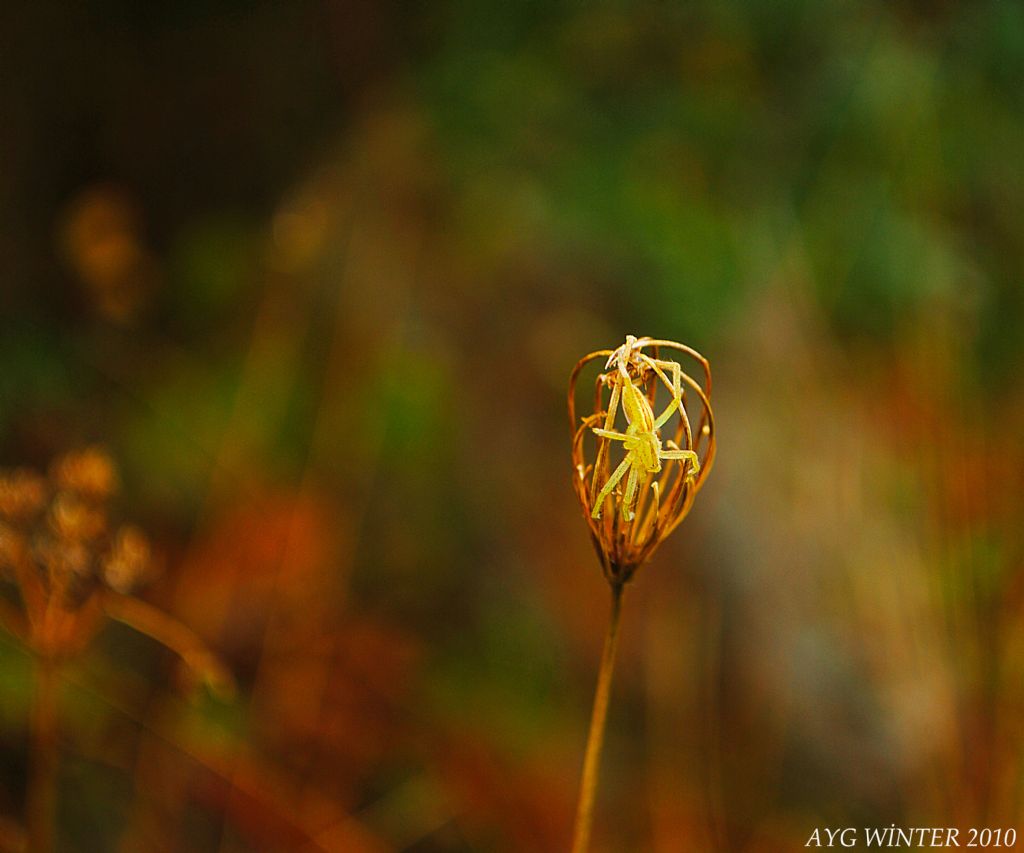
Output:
top-left (0, 447), bottom-right (232, 696)
top-left (0, 469), bottom-right (48, 521)
top-left (3, 448), bottom-right (233, 853)
top-left (51, 445), bottom-right (118, 499)
top-left (569, 335), bottom-right (716, 585)
top-left (102, 525), bottom-right (152, 594)
top-left (0, 448), bottom-right (153, 656)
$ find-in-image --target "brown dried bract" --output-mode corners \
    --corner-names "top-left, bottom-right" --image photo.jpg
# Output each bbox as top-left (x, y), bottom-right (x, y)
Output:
top-left (568, 335), bottom-right (716, 586)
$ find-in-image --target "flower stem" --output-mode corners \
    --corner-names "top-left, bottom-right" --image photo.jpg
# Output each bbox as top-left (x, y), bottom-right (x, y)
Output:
top-left (571, 583), bottom-right (624, 853)
top-left (27, 654), bottom-right (59, 853)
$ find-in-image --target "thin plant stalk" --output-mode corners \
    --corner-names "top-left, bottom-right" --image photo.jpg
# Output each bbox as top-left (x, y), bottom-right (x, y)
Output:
top-left (27, 654), bottom-right (59, 853)
top-left (571, 584), bottom-right (624, 853)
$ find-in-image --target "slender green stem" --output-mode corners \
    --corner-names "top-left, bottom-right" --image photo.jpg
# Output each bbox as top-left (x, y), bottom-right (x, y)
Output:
top-left (571, 584), bottom-right (624, 853)
top-left (27, 655), bottom-right (59, 853)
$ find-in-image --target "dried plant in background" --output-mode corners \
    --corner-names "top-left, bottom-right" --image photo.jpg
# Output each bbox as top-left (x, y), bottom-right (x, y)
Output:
top-left (567, 336), bottom-right (716, 853)
top-left (58, 185), bottom-right (157, 325)
top-left (0, 448), bottom-right (231, 853)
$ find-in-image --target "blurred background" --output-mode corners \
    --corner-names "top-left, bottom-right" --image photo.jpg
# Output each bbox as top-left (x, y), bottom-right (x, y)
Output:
top-left (1, 1), bottom-right (1023, 850)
